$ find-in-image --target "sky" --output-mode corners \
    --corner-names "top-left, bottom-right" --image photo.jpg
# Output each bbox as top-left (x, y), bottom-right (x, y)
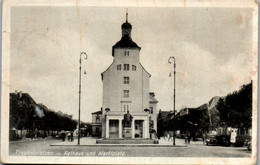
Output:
top-left (10, 7), bottom-right (253, 122)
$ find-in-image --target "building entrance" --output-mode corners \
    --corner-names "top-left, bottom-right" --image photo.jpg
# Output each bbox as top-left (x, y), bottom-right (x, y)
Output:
top-left (109, 120), bottom-right (119, 138)
top-left (134, 120), bottom-right (143, 138)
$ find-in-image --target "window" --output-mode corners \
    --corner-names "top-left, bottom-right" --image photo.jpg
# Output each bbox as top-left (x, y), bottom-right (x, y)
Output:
top-left (96, 116), bottom-right (100, 123)
top-left (117, 65), bottom-right (121, 70)
top-left (124, 51), bottom-right (129, 56)
top-left (110, 120), bottom-right (117, 127)
top-left (96, 127), bottom-right (99, 132)
top-left (132, 65), bottom-right (136, 71)
top-left (121, 101), bottom-right (131, 112)
top-left (150, 107), bottom-right (153, 114)
top-left (124, 77), bottom-right (129, 84)
top-left (123, 104), bottom-right (130, 112)
top-left (123, 90), bottom-right (129, 98)
top-left (124, 64), bottom-right (129, 71)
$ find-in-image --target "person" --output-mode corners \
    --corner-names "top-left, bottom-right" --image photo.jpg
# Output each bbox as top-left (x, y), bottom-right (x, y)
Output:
top-left (70, 131), bottom-right (74, 142)
top-left (68, 132), bottom-right (71, 141)
top-left (184, 134), bottom-right (188, 144)
top-left (153, 129), bottom-right (158, 139)
top-left (230, 129), bottom-right (237, 146)
top-left (163, 131), bottom-right (167, 140)
top-left (187, 132), bottom-right (191, 144)
top-left (61, 131), bottom-right (66, 141)
top-left (202, 133), bottom-right (206, 143)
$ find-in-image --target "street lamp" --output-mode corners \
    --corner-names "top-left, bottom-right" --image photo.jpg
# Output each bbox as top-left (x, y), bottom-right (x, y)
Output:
top-left (168, 56), bottom-right (176, 146)
top-left (78, 52), bottom-right (87, 145)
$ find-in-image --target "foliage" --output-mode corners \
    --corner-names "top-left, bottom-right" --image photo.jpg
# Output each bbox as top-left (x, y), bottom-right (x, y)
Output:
top-left (175, 108), bottom-right (209, 134)
top-left (10, 93), bottom-right (77, 131)
top-left (216, 81), bottom-right (252, 128)
top-left (157, 81), bottom-right (252, 137)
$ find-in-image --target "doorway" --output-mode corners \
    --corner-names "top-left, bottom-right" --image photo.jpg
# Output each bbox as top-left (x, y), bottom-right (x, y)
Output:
top-left (109, 120), bottom-right (119, 138)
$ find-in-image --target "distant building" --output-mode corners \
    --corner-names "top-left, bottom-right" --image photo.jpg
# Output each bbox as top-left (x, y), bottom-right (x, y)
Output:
top-left (100, 13), bottom-right (158, 139)
top-left (178, 108), bottom-right (189, 116)
top-left (91, 110), bottom-right (102, 137)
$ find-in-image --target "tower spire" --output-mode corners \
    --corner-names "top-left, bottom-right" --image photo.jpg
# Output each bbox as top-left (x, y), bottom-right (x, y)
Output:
top-left (126, 8), bottom-right (128, 23)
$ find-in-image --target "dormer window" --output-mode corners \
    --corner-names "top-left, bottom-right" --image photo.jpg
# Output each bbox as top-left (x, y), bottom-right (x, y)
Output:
top-left (132, 65), bottom-right (136, 71)
top-left (124, 51), bottom-right (129, 56)
top-left (117, 65), bottom-right (121, 70)
top-left (124, 64), bottom-right (129, 71)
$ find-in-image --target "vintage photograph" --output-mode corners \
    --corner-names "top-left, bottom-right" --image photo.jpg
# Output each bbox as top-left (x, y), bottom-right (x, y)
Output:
top-left (1, 0), bottom-right (258, 164)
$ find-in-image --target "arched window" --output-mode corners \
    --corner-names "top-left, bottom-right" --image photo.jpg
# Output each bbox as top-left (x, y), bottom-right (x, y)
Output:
top-left (132, 65), bottom-right (136, 71)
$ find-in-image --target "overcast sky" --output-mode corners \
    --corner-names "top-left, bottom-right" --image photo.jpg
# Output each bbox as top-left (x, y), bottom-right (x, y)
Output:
top-left (10, 7), bottom-right (253, 122)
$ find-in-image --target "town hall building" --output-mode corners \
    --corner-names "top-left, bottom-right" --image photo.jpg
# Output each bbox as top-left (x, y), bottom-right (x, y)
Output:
top-left (100, 13), bottom-right (158, 140)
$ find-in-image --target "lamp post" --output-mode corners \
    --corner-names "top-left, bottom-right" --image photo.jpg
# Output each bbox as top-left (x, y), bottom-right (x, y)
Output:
top-left (168, 56), bottom-right (176, 146)
top-left (78, 52), bottom-right (87, 145)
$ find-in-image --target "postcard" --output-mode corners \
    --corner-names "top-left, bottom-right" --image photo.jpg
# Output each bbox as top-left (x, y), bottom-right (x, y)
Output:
top-left (1, 0), bottom-right (258, 164)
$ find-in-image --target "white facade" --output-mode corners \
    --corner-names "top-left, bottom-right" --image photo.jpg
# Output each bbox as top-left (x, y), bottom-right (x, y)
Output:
top-left (101, 16), bottom-right (158, 139)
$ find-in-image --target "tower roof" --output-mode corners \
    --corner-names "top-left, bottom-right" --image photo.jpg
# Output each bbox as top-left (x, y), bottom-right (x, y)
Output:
top-left (112, 11), bottom-right (140, 56)
top-left (121, 9), bottom-right (132, 30)
top-left (121, 22), bottom-right (132, 29)
top-left (113, 35), bottom-right (139, 48)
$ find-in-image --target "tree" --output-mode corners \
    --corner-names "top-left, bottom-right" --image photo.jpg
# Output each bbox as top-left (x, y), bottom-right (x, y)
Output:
top-left (216, 81), bottom-right (252, 129)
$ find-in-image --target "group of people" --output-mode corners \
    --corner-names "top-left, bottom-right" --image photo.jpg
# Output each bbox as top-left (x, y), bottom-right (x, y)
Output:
top-left (163, 131), bottom-right (175, 141)
top-left (184, 132), bottom-right (192, 144)
top-left (60, 131), bottom-right (74, 142)
top-left (162, 131), bottom-right (197, 144)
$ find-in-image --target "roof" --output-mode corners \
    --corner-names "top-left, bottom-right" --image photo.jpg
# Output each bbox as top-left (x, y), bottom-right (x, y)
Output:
top-left (113, 35), bottom-right (140, 50)
top-left (112, 20), bottom-right (141, 56)
top-left (159, 111), bottom-right (171, 118)
top-left (121, 22), bottom-right (132, 29)
top-left (91, 110), bottom-right (102, 115)
top-left (139, 63), bottom-right (151, 77)
top-left (10, 92), bottom-right (36, 105)
top-left (101, 60), bottom-right (115, 80)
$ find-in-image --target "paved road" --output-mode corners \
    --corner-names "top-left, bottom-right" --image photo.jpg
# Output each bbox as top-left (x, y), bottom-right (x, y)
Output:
top-left (9, 138), bottom-right (251, 157)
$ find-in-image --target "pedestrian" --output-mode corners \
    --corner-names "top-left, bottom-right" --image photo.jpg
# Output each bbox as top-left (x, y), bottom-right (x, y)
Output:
top-left (202, 133), bottom-right (206, 143)
top-left (70, 131), bottom-right (74, 142)
top-left (184, 134), bottom-right (188, 144)
top-left (61, 131), bottom-right (65, 141)
top-left (153, 129), bottom-right (158, 139)
top-left (230, 129), bottom-right (237, 146)
top-left (163, 131), bottom-right (167, 140)
top-left (187, 132), bottom-right (191, 144)
top-left (169, 131), bottom-right (173, 141)
top-left (167, 132), bottom-right (170, 141)
top-left (68, 132), bottom-right (71, 141)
